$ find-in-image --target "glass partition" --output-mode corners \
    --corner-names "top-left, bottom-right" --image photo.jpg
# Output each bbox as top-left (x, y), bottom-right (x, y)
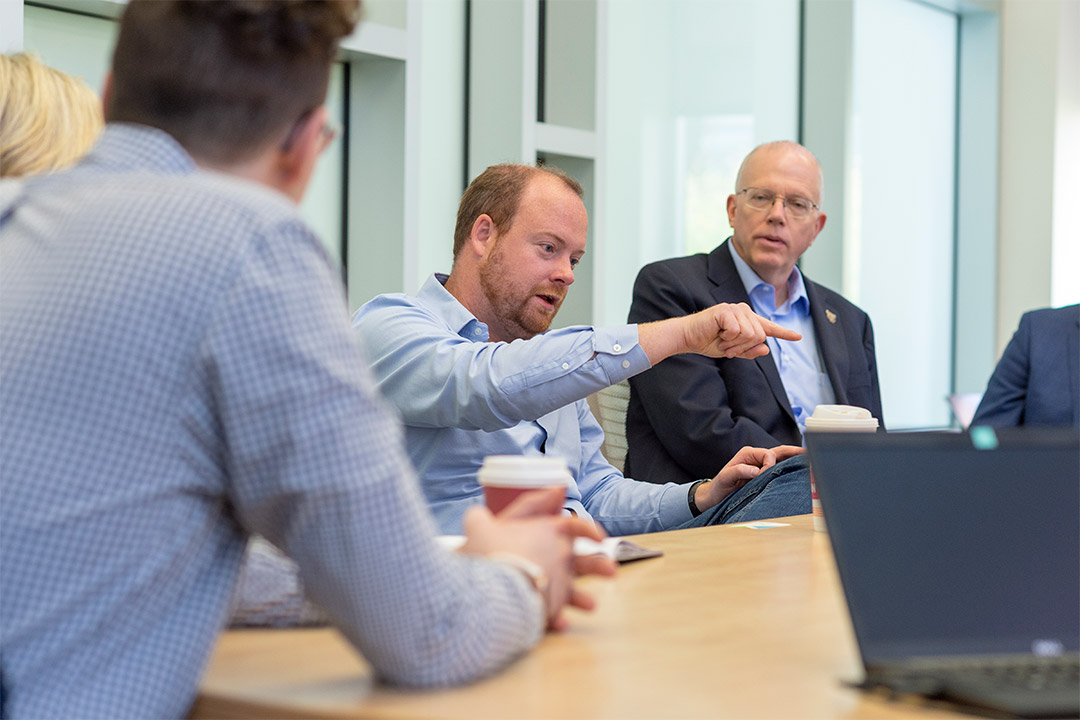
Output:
top-left (540, 0), bottom-right (596, 130)
top-left (599, 0), bottom-right (799, 326)
top-left (849, 0), bottom-right (957, 428)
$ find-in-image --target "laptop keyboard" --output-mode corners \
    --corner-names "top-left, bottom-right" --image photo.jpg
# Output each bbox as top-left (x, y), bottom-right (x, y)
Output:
top-left (936, 657), bottom-right (1077, 691)
top-left (870, 655), bottom-right (1080, 718)
top-left (877, 655), bottom-right (1077, 689)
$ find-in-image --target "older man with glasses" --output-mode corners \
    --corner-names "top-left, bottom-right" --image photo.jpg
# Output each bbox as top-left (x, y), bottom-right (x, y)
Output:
top-left (625, 140), bottom-right (884, 487)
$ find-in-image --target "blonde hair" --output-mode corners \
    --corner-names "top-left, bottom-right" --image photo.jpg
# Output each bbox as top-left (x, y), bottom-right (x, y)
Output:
top-left (0, 53), bottom-right (104, 178)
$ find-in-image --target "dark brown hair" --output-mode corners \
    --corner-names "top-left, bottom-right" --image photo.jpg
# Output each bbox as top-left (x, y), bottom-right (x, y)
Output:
top-left (452, 163), bottom-right (583, 260)
top-left (107, 0), bottom-right (359, 164)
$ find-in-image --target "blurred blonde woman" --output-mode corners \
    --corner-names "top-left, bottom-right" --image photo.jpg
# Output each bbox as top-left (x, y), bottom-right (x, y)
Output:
top-left (0, 52), bottom-right (103, 177)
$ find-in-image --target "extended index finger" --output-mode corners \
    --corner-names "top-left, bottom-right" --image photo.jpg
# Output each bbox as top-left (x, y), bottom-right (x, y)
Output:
top-left (762, 318), bottom-right (801, 342)
top-left (770, 445), bottom-right (807, 462)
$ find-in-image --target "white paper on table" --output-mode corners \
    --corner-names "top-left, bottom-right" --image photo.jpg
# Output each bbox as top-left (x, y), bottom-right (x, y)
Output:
top-left (572, 536), bottom-right (663, 563)
top-left (436, 535), bottom-right (662, 564)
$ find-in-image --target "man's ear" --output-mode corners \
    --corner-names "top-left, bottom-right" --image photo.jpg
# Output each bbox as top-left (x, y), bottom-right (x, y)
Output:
top-left (812, 210), bottom-right (827, 239)
top-left (726, 194), bottom-right (737, 228)
top-left (102, 72), bottom-right (113, 121)
top-left (468, 214), bottom-right (496, 257)
top-left (275, 107), bottom-right (327, 202)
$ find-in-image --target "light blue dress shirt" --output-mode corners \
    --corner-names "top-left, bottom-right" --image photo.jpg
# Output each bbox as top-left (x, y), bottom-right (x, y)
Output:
top-left (727, 243), bottom-right (836, 433)
top-left (353, 275), bottom-right (695, 535)
top-left (0, 126), bottom-right (543, 719)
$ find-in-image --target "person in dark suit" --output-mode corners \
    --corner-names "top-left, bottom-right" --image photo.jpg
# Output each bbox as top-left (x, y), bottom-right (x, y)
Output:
top-left (971, 304), bottom-right (1080, 427)
top-left (626, 141), bottom-right (883, 486)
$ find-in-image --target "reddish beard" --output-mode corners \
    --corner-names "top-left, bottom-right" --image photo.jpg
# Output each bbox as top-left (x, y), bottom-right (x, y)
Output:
top-left (478, 246), bottom-right (565, 340)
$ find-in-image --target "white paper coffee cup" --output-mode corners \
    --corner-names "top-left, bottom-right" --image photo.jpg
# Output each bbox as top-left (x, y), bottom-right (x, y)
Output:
top-left (804, 404), bottom-right (880, 433)
top-left (805, 405), bottom-right (879, 532)
top-left (477, 455), bottom-right (571, 515)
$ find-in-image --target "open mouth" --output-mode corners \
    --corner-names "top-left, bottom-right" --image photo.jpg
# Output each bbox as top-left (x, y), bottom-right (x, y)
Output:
top-left (535, 293), bottom-right (561, 310)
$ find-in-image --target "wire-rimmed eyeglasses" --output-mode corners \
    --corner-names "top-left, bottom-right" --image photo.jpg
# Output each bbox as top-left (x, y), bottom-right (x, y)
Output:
top-left (738, 187), bottom-right (819, 220)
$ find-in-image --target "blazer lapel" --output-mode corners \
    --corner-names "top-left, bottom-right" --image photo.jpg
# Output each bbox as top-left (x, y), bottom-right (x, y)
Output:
top-left (806, 280), bottom-right (851, 404)
top-left (708, 241), bottom-right (796, 423)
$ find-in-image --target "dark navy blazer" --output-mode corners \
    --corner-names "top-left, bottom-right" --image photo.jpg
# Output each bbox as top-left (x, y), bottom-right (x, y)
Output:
top-left (971, 304), bottom-right (1080, 428)
top-left (625, 239), bottom-right (883, 486)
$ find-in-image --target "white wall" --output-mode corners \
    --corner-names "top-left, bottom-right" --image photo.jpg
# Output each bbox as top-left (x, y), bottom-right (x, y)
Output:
top-left (1, 1), bottom-right (22, 52)
top-left (997, 0), bottom-right (1063, 351)
top-left (407, 0), bottom-right (466, 293)
top-left (1051, 0), bottom-right (1080, 310)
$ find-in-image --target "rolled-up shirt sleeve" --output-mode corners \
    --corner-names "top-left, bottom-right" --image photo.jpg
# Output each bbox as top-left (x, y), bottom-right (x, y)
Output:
top-left (353, 278), bottom-right (650, 432)
top-left (570, 400), bottom-right (693, 535)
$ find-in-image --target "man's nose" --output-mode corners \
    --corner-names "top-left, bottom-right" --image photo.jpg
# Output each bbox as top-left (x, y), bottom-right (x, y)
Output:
top-left (552, 258), bottom-right (576, 285)
top-left (767, 197), bottom-right (787, 222)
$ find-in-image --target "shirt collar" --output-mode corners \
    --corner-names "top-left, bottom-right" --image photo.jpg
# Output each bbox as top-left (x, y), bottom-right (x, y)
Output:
top-left (726, 239), bottom-right (810, 315)
top-left (419, 273), bottom-right (490, 340)
top-left (86, 123), bottom-right (199, 176)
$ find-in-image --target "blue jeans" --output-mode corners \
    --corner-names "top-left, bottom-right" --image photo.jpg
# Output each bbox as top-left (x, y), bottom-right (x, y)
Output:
top-left (674, 454), bottom-right (810, 529)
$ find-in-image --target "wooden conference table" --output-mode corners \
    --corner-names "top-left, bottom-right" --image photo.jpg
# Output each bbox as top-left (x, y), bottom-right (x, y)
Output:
top-left (191, 515), bottom-right (964, 719)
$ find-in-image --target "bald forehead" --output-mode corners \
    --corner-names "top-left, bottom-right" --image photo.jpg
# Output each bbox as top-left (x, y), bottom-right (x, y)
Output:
top-left (520, 172), bottom-right (585, 211)
top-left (736, 142), bottom-right (824, 202)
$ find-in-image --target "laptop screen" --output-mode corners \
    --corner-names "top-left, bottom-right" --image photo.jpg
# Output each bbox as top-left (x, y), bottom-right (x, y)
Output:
top-left (807, 429), bottom-right (1080, 665)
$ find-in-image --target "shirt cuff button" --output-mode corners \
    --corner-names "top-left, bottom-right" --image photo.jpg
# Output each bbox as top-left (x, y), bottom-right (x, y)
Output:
top-left (613, 343), bottom-right (622, 352)
top-left (622, 360), bottom-right (631, 369)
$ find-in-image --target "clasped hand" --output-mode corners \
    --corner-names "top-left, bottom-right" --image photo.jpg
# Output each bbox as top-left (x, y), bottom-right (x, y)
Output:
top-left (694, 445), bottom-right (806, 512)
top-left (460, 488), bottom-right (617, 631)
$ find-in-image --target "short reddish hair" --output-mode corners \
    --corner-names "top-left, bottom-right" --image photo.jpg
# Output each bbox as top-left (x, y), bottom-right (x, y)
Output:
top-left (453, 164), bottom-right (583, 260)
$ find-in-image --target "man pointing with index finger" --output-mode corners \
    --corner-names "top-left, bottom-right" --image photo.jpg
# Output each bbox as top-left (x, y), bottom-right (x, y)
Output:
top-left (353, 163), bottom-right (810, 537)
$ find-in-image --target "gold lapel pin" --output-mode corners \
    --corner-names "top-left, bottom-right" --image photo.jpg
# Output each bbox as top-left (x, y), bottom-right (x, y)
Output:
top-left (825, 309), bottom-right (837, 324)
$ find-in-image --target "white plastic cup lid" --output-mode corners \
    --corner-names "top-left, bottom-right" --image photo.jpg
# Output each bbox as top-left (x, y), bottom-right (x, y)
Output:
top-left (477, 455), bottom-right (572, 488)
top-left (804, 404), bottom-right (879, 430)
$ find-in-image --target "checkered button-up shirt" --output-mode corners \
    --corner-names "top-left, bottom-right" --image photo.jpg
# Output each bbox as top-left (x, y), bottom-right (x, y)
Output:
top-left (0, 124), bottom-right (542, 719)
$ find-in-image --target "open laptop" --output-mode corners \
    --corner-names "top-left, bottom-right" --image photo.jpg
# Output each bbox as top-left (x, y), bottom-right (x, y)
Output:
top-left (806, 428), bottom-right (1080, 718)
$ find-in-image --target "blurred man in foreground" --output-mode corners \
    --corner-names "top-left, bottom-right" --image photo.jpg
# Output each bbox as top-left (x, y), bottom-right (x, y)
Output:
top-left (0, 3), bottom-right (609, 717)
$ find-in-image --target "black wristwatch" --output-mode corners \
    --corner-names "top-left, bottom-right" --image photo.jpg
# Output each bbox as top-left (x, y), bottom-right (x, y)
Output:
top-left (687, 479), bottom-right (708, 517)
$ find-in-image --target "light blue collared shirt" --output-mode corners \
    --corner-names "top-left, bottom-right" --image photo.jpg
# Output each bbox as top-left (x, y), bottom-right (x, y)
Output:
top-left (353, 274), bottom-right (694, 535)
top-left (728, 243), bottom-right (835, 433)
